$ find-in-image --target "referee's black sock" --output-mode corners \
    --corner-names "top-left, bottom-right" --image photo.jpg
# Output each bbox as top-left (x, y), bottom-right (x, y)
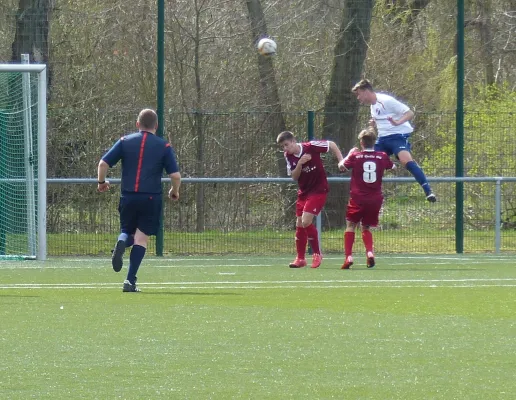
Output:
top-left (126, 245), bottom-right (146, 285)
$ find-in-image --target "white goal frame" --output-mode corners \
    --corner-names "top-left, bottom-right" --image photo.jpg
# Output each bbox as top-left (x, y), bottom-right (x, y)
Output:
top-left (0, 63), bottom-right (47, 260)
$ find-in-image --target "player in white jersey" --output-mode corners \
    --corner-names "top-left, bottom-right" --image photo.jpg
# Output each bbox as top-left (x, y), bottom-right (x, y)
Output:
top-left (352, 79), bottom-right (436, 202)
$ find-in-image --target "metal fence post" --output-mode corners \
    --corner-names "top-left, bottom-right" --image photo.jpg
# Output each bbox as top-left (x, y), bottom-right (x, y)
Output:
top-left (495, 179), bottom-right (502, 254)
top-left (306, 110), bottom-right (321, 254)
top-left (455, 0), bottom-right (465, 254)
top-left (156, 0), bottom-right (165, 256)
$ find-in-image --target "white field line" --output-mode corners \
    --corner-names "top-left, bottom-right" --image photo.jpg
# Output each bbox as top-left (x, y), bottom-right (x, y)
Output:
top-left (1, 259), bottom-right (513, 269)
top-left (2, 277), bottom-right (516, 290)
top-left (2, 284), bottom-right (516, 290)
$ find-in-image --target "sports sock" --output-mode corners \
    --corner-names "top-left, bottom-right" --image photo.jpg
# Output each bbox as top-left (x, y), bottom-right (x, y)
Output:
top-left (344, 231), bottom-right (355, 256)
top-left (362, 230), bottom-right (374, 253)
top-left (117, 232), bottom-right (128, 243)
top-left (306, 224), bottom-right (321, 254)
top-left (295, 227), bottom-right (308, 259)
top-left (126, 245), bottom-right (146, 285)
top-left (405, 161), bottom-right (432, 196)
top-left (125, 235), bottom-right (134, 248)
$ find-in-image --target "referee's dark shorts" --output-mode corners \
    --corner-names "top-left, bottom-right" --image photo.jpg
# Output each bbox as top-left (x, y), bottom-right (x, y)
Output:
top-left (118, 193), bottom-right (163, 236)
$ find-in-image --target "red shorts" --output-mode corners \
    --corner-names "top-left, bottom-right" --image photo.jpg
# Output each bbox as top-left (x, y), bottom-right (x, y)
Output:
top-left (346, 197), bottom-right (383, 227)
top-left (296, 193), bottom-right (327, 217)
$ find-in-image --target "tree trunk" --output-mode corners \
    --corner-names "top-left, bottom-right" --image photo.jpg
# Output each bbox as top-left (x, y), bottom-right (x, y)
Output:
top-left (475, 0), bottom-right (495, 86)
top-left (194, 1), bottom-right (206, 232)
top-left (322, 0), bottom-right (373, 228)
top-left (11, 0), bottom-right (52, 97)
top-left (245, 0), bottom-right (291, 226)
top-left (245, 0), bottom-right (287, 139)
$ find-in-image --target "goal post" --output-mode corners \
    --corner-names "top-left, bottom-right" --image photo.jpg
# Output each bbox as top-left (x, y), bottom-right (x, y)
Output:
top-left (0, 63), bottom-right (47, 260)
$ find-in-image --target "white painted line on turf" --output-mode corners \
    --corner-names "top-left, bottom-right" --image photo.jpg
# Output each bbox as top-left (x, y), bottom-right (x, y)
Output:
top-left (2, 277), bottom-right (516, 289)
top-left (2, 284), bottom-right (516, 290)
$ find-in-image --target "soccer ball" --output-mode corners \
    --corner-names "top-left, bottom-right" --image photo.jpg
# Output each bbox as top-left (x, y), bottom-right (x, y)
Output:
top-left (257, 38), bottom-right (277, 56)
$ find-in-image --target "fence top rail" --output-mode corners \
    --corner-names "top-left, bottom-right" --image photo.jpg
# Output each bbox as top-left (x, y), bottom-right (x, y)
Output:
top-left (30, 177), bottom-right (516, 184)
top-left (0, 64), bottom-right (47, 72)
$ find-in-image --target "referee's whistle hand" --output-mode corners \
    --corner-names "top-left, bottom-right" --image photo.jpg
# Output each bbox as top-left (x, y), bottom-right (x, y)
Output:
top-left (169, 189), bottom-right (179, 201)
top-left (97, 182), bottom-right (110, 192)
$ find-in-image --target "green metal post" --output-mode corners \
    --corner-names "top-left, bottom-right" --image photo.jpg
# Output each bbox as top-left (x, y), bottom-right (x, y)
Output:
top-left (456, 0), bottom-right (465, 253)
top-left (307, 110), bottom-right (316, 255)
top-left (156, 0), bottom-right (165, 256)
top-left (307, 110), bottom-right (315, 141)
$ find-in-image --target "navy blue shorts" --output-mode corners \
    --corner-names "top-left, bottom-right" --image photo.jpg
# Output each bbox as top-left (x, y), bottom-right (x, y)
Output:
top-left (118, 193), bottom-right (162, 236)
top-left (375, 134), bottom-right (411, 157)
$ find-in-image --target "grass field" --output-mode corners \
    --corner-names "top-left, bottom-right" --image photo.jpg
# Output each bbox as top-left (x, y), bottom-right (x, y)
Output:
top-left (1, 255), bottom-right (516, 399)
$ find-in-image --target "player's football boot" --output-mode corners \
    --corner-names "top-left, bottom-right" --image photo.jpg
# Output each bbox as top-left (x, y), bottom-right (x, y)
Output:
top-left (426, 193), bottom-right (437, 202)
top-left (341, 255), bottom-right (353, 269)
top-left (289, 258), bottom-right (307, 268)
top-left (311, 253), bottom-right (323, 269)
top-left (366, 251), bottom-right (375, 268)
top-left (122, 280), bottom-right (141, 292)
top-left (111, 240), bottom-right (126, 272)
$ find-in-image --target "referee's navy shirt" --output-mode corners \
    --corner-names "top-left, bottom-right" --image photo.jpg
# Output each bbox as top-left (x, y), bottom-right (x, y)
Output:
top-left (102, 131), bottom-right (179, 195)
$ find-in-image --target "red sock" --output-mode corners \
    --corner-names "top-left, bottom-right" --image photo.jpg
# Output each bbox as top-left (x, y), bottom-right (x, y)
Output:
top-left (344, 231), bottom-right (355, 256)
top-left (295, 227), bottom-right (308, 259)
top-left (362, 230), bottom-right (373, 253)
top-left (306, 224), bottom-right (320, 254)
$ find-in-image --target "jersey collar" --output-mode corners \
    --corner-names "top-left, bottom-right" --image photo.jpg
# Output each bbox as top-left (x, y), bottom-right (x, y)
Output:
top-left (294, 143), bottom-right (303, 158)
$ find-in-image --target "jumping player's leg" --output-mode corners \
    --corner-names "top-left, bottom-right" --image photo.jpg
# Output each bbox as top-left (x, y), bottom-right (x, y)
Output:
top-left (361, 225), bottom-right (375, 268)
top-left (342, 220), bottom-right (357, 269)
top-left (343, 198), bottom-right (362, 269)
top-left (294, 215), bottom-right (308, 263)
top-left (302, 193), bottom-right (326, 268)
top-left (289, 199), bottom-right (308, 268)
top-left (359, 197), bottom-right (383, 268)
top-left (396, 150), bottom-right (436, 202)
top-left (301, 212), bottom-right (320, 255)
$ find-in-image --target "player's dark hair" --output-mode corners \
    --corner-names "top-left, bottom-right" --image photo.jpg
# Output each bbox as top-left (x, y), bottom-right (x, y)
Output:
top-left (277, 131), bottom-right (295, 144)
top-left (358, 128), bottom-right (376, 149)
top-left (352, 79), bottom-right (374, 93)
top-left (138, 109), bottom-right (158, 130)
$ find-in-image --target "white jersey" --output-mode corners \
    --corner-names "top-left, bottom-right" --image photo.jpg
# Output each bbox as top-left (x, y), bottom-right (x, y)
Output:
top-left (371, 92), bottom-right (413, 137)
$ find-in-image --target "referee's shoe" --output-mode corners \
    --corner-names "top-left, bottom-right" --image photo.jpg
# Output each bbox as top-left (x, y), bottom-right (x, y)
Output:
top-left (111, 240), bottom-right (125, 272)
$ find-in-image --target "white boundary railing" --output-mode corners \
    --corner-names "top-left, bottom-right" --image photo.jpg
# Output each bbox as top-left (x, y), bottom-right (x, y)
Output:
top-left (0, 176), bottom-right (514, 255)
top-left (40, 176), bottom-right (516, 255)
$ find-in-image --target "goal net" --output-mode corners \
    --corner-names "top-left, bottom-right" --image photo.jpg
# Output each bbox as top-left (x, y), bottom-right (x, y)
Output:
top-left (0, 63), bottom-right (47, 260)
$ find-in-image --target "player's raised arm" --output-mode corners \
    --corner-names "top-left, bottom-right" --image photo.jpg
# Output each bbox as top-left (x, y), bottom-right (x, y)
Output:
top-left (327, 141), bottom-right (344, 164)
top-left (388, 109), bottom-right (414, 126)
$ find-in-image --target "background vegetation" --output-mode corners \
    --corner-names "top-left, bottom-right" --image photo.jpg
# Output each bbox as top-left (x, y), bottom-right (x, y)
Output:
top-left (0, 0), bottom-right (515, 254)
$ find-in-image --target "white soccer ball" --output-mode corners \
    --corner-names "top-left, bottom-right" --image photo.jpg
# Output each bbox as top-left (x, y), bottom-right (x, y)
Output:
top-left (257, 38), bottom-right (277, 56)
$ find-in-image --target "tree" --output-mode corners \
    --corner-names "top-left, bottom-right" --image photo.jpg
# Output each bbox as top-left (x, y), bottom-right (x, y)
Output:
top-left (245, 0), bottom-right (287, 164)
top-left (322, 0), bottom-right (374, 227)
top-left (11, 0), bottom-right (52, 95)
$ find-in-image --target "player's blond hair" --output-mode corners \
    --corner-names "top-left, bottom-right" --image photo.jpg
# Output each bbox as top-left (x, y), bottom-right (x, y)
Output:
top-left (351, 79), bottom-right (374, 93)
top-left (137, 109), bottom-right (158, 130)
top-left (358, 128), bottom-right (376, 149)
top-left (277, 131), bottom-right (295, 144)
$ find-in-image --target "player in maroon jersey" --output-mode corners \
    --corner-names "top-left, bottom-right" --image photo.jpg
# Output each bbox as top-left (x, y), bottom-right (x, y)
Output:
top-left (338, 128), bottom-right (395, 269)
top-left (277, 131), bottom-right (345, 269)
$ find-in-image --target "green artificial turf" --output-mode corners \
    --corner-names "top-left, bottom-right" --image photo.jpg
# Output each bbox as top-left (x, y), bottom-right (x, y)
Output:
top-left (1, 255), bottom-right (515, 399)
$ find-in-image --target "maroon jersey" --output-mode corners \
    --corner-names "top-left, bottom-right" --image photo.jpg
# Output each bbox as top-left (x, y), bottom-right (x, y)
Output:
top-left (344, 150), bottom-right (394, 200)
top-left (284, 141), bottom-right (329, 199)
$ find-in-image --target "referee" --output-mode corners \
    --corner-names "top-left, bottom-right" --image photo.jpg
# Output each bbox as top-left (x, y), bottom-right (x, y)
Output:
top-left (97, 109), bottom-right (181, 292)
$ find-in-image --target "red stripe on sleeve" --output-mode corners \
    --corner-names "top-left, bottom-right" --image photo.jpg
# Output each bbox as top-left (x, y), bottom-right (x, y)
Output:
top-left (134, 132), bottom-right (148, 192)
